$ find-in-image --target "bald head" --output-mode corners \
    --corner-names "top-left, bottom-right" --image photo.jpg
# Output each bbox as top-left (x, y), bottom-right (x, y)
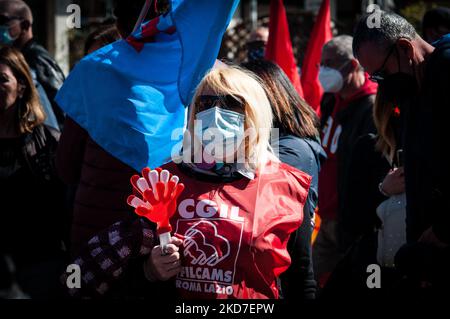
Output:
top-left (0, 0), bottom-right (34, 48)
top-left (0, 0), bottom-right (33, 23)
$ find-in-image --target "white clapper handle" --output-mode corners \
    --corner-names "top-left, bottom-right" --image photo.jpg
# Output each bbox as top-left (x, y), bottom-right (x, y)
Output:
top-left (159, 232), bottom-right (171, 255)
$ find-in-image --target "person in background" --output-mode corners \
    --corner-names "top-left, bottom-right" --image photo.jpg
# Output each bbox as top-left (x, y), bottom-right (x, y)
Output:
top-left (246, 26), bottom-right (269, 61)
top-left (353, 10), bottom-right (450, 291)
top-left (32, 70), bottom-right (58, 130)
top-left (0, 46), bottom-right (65, 298)
top-left (243, 60), bottom-right (325, 301)
top-left (320, 85), bottom-right (403, 299)
top-left (84, 24), bottom-right (121, 55)
top-left (113, 0), bottom-right (170, 39)
top-left (56, 25), bottom-right (124, 257)
top-left (0, 0), bottom-right (65, 126)
top-left (422, 7), bottom-right (450, 44)
top-left (314, 35), bottom-right (378, 287)
top-left (113, 0), bottom-right (147, 38)
top-left (373, 86), bottom-right (407, 274)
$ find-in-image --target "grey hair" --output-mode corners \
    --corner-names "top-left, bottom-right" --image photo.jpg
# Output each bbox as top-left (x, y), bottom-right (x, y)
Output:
top-left (323, 35), bottom-right (355, 62)
top-left (353, 11), bottom-right (417, 57)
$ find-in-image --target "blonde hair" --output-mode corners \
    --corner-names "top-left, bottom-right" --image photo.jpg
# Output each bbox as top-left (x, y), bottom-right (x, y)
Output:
top-left (373, 86), bottom-right (396, 163)
top-left (184, 65), bottom-right (275, 170)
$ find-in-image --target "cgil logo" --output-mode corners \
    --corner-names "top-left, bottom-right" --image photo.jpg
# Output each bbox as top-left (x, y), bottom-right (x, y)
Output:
top-left (178, 199), bottom-right (244, 222)
top-left (183, 221), bottom-right (231, 266)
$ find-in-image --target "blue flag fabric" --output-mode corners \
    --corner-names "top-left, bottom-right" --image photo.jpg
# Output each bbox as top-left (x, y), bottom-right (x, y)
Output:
top-left (56, 0), bottom-right (239, 171)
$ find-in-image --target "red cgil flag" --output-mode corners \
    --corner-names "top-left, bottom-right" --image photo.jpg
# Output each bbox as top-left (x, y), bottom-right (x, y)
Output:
top-left (265, 0), bottom-right (304, 97)
top-left (300, 0), bottom-right (332, 115)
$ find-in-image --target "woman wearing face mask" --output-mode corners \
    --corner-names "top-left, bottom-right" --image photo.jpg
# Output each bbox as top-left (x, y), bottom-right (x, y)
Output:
top-left (0, 46), bottom-right (66, 298)
top-left (243, 60), bottom-right (325, 301)
top-left (374, 87), bottom-right (407, 269)
top-left (62, 65), bottom-right (312, 299)
top-left (319, 85), bottom-right (404, 299)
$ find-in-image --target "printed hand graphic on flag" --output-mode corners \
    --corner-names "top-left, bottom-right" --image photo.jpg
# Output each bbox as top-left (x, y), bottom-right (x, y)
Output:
top-left (128, 168), bottom-right (185, 234)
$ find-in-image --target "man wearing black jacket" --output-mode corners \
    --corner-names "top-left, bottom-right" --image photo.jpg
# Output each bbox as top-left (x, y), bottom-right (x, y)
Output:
top-left (354, 11), bottom-right (450, 289)
top-left (314, 35), bottom-right (379, 285)
top-left (0, 0), bottom-right (65, 125)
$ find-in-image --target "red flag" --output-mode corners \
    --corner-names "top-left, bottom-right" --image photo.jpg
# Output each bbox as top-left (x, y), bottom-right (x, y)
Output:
top-left (265, 0), bottom-right (304, 97)
top-left (300, 0), bottom-right (332, 115)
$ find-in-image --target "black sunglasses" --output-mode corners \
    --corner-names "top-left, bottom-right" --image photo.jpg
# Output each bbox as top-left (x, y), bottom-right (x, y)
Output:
top-left (0, 14), bottom-right (23, 26)
top-left (369, 45), bottom-right (396, 83)
top-left (196, 95), bottom-right (245, 114)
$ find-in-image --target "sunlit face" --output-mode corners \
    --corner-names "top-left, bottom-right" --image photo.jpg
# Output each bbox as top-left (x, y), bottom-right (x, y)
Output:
top-left (356, 42), bottom-right (397, 78)
top-left (0, 63), bottom-right (23, 112)
top-left (356, 40), bottom-right (415, 82)
top-left (194, 87), bottom-right (245, 116)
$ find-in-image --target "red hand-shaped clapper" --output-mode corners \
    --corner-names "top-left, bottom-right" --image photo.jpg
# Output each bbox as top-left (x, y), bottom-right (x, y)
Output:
top-left (127, 168), bottom-right (184, 249)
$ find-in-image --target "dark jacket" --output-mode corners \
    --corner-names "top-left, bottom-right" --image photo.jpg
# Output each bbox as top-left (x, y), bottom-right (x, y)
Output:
top-left (0, 125), bottom-right (66, 259)
top-left (338, 134), bottom-right (390, 251)
top-left (60, 217), bottom-right (165, 299)
top-left (22, 39), bottom-right (66, 125)
top-left (274, 134), bottom-right (326, 301)
top-left (402, 34), bottom-right (450, 244)
top-left (31, 69), bottom-right (59, 131)
top-left (56, 117), bottom-right (137, 256)
top-left (320, 92), bottom-right (378, 251)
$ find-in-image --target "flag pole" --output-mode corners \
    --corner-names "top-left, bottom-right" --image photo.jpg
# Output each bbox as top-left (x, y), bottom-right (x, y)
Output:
top-left (132, 0), bottom-right (154, 34)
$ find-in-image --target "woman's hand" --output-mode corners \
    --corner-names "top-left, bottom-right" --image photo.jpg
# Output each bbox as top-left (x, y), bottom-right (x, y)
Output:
top-left (380, 167), bottom-right (405, 196)
top-left (144, 236), bottom-right (183, 281)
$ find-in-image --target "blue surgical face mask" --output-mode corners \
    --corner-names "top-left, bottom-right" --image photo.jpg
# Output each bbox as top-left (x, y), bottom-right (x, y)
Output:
top-left (0, 25), bottom-right (16, 45)
top-left (194, 106), bottom-right (245, 161)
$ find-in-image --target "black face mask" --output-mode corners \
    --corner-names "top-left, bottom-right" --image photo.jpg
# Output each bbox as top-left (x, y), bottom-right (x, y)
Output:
top-left (379, 72), bottom-right (417, 106)
top-left (247, 40), bottom-right (265, 61)
top-left (379, 48), bottom-right (418, 106)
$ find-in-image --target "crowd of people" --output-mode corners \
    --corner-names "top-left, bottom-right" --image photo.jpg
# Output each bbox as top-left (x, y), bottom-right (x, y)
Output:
top-left (0, 0), bottom-right (449, 302)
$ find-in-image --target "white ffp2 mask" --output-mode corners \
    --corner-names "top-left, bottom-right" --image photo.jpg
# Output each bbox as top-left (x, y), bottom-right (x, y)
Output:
top-left (319, 66), bottom-right (344, 93)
